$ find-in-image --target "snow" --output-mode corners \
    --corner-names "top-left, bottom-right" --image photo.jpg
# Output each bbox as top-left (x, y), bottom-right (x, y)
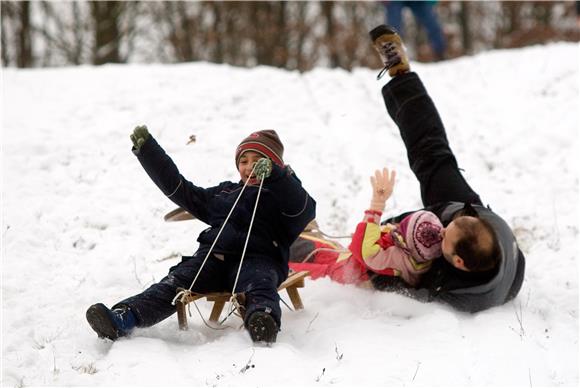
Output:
top-left (2, 43), bottom-right (579, 386)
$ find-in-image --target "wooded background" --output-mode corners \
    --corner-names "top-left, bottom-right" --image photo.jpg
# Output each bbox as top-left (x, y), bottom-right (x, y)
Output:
top-left (2, 1), bottom-right (579, 70)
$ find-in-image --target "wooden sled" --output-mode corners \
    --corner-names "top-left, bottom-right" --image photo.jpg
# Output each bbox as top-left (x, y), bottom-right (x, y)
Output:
top-left (163, 208), bottom-right (322, 330)
top-left (175, 270), bottom-right (309, 330)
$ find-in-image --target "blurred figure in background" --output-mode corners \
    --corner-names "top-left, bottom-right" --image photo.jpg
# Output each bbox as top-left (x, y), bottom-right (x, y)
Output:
top-left (383, 1), bottom-right (447, 61)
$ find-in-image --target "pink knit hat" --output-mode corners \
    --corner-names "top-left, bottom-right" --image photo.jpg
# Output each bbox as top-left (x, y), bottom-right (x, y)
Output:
top-left (399, 210), bottom-right (443, 263)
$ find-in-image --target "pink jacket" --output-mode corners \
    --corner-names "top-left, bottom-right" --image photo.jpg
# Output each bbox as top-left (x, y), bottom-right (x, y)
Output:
top-left (349, 209), bottom-right (443, 286)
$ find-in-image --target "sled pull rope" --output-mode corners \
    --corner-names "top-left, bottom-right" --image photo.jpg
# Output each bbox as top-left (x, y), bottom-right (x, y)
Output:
top-left (192, 299), bottom-right (232, 331)
top-left (307, 229), bottom-right (352, 240)
top-left (226, 170), bottom-right (266, 319)
top-left (219, 294), bottom-right (246, 325)
top-left (172, 165), bottom-right (257, 306)
top-left (300, 247), bottom-right (351, 263)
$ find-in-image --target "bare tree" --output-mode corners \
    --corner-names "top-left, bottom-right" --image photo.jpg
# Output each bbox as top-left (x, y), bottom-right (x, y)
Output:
top-left (458, 2), bottom-right (472, 54)
top-left (17, 1), bottom-right (32, 67)
top-left (90, 1), bottom-right (123, 64)
top-left (1, 1), bottom-right (33, 67)
top-left (287, 1), bottom-right (312, 71)
top-left (321, 1), bottom-right (339, 68)
top-left (242, 1), bottom-right (288, 68)
top-left (35, 1), bottom-right (91, 66)
top-left (0, 1), bottom-right (13, 66)
top-left (1, 0), bottom-right (578, 69)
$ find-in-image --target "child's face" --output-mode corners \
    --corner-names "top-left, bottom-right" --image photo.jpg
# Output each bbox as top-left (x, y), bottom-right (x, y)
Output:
top-left (238, 151), bottom-right (264, 185)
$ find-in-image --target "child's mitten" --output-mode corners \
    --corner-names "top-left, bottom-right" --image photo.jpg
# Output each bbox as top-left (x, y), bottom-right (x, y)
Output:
top-left (130, 125), bottom-right (150, 151)
top-left (254, 158), bottom-right (272, 180)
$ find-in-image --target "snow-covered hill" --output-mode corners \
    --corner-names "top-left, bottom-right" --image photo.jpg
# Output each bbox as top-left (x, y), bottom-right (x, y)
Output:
top-left (2, 43), bottom-right (578, 386)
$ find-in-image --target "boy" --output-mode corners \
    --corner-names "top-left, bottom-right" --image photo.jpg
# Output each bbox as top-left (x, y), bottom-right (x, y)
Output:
top-left (86, 128), bottom-right (316, 343)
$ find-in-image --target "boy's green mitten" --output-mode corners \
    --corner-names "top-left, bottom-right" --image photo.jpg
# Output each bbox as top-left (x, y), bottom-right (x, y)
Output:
top-left (130, 125), bottom-right (150, 151)
top-left (254, 158), bottom-right (272, 180)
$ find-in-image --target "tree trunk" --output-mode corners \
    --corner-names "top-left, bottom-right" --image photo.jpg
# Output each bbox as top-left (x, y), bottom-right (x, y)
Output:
top-left (0, 2), bottom-right (12, 66)
top-left (90, 1), bottom-right (122, 65)
top-left (273, 1), bottom-right (288, 68)
top-left (322, 1), bottom-right (338, 68)
top-left (252, 2), bottom-right (276, 67)
top-left (17, 1), bottom-right (33, 67)
top-left (210, 2), bottom-right (223, 63)
top-left (459, 2), bottom-right (472, 54)
top-left (294, 2), bottom-right (309, 71)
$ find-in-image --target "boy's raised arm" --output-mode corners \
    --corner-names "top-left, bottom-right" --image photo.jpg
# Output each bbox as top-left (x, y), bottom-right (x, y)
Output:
top-left (129, 125), bottom-right (216, 223)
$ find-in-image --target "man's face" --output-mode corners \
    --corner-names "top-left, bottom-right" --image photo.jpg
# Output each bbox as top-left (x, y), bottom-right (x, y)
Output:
top-left (238, 151), bottom-right (263, 185)
top-left (441, 219), bottom-right (462, 264)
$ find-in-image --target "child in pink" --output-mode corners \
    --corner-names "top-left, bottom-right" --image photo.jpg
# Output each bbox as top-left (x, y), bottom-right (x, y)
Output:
top-left (290, 168), bottom-right (444, 287)
top-left (349, 208), bottom-right (443, 286)
top-left (348, 167), bottom-right (443, 286)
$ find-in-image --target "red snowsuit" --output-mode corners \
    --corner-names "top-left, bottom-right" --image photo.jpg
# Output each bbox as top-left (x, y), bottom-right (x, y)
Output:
top-left (289, 209), bottom-right (442, 287)
top-left (288, 234), bottom-right (368, 285)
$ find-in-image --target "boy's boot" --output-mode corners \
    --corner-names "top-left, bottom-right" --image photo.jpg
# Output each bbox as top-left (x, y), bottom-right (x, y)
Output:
top-left (369, 25), bottom-right (410, 79)
top-left (246, 311), bottom-right (278, 344)
top-left (86, 303), bottom-right (136, 341)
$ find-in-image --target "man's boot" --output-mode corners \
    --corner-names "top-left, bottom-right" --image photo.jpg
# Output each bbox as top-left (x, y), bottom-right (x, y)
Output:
top-left (86, 303), bottom-right (136, 340)
top-left (369, 25), bottom-right (410, 80)
top-left (246, 311), bottom-right (278, 344)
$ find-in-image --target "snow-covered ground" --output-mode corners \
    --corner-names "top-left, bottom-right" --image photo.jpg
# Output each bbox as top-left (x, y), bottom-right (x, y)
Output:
top-left (2, 43), bottom-right (578, 387)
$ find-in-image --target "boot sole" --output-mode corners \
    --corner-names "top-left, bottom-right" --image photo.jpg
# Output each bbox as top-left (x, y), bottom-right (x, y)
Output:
top-left (369, 25), bottom-right (398, 42)
top-left (86, 303), bottom-right (121, 341)
top-left (369, 25), bottom-right (410, 78)
top-left (247, 312), bottom-right (278, 344)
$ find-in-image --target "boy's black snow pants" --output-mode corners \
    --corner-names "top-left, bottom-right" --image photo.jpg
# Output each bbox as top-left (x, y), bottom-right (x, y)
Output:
top-left (114, 252), bottom-right (284, 328)
top-left (381, 72), bottom-right (482, 208)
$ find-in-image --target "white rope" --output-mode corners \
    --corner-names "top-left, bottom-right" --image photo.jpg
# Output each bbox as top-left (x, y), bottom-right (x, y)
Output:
top-left (225, 170), bottom-right (266, 321)
top-left (172, 166), bottom-right (257, 305)
top-left (300, 247), bottom-right (351, 263)
top-left (173, 164), bottom-right (268, 328)
top-left (219, 294), bottom-right (245, 325)
top-left (307, 229), bottom-right (352, 239)
top-left (191, 299), bottom-right (232, 331)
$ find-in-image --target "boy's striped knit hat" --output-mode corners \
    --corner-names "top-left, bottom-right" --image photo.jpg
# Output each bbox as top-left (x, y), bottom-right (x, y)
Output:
top-left (235, 130), bottom-right (284, 167)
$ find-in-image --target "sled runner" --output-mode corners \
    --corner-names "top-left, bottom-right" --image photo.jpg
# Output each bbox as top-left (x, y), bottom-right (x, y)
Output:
top-left (164, 207), bottom-right (195, 222)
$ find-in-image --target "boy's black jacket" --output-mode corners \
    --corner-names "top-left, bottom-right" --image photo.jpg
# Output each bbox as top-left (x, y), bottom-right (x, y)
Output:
top-left (134, 136), bottom-right (316, 277)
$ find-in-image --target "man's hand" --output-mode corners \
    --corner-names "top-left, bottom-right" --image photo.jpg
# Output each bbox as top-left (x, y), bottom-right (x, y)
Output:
top-left (130, 125), bottom-right (150, 151)
top-left (253, 158), bottom-right (272, 181)
top-left (370, 167), bottom-right (396, 212)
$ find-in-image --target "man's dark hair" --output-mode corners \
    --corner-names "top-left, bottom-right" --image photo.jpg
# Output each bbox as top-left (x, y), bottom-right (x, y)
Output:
top-left (454, 216), bottom-right (500, 272)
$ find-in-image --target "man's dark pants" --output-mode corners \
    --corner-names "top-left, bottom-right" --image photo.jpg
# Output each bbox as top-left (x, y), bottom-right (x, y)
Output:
top-left (381, 72), bottom-right (482, 209)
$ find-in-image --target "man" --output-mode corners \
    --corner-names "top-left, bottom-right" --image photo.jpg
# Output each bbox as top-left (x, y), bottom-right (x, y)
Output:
top-left (383, 1), bottom-right (447, 61)
top-left (367, 25), bottom-right (525, 313)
